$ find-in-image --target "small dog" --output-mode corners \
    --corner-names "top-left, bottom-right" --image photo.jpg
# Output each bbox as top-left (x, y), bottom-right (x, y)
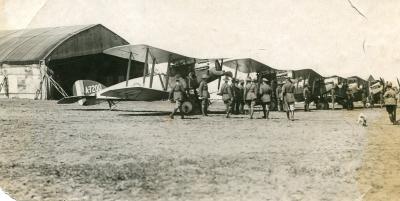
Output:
top-left (357, 113), bottom-right (367, 127)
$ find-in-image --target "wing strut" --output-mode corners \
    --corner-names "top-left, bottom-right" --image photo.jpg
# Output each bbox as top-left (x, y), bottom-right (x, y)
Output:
top-left (216, 59), bottom-right (223, 89)
top-left (164, 55), bottom-right (172, 91)
top-left (126, 51), bottom-right (133, 87)
top-left (149, 58), bottom-right (156, 88)
top-left (143, 47), bottom-right (149, 85)
top-left (234, 60), bottom-right (239, 79)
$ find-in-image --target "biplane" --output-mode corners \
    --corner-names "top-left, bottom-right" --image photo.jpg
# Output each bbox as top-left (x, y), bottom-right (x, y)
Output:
top-left (223, 58), bottom-right (331, 110)
top-left (58, 44), bottom-right (232, 114)
top-left (275, 69), bottom-right (328, 109)
top-left (223, 58), bottom-right (280, 109)
top-left (367, 76), bottom-right (386, 106)
top-left (346, 76), bottom-right (369, 101)
top-left (323, 75), bottom-right (349, 107)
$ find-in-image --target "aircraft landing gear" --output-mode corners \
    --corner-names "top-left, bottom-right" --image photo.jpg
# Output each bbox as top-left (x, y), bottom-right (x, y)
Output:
top-left (182, 101), bottom-right (193, 114)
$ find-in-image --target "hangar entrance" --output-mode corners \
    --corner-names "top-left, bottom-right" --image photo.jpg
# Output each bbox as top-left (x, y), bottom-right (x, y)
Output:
top-left (0, 24), bottom-right (132, 100)
top-left (48, 53), bottom-right (144, 99)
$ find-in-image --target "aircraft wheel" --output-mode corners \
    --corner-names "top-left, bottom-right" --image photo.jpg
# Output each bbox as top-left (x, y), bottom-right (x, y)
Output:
top-left (181, 101), bottom-right (193, 114)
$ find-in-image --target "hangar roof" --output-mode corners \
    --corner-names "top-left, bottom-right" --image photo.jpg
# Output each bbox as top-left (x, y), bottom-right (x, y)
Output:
top-left (0, 24), bottom-right (129, 65)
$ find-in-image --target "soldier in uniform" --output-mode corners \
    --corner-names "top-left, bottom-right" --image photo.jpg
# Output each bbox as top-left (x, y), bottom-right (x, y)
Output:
top-left (186, 72), bottom-right (199, 93)
top-left (276, 84), bottom-right (283, 112)
top-left (169, 76), bottom-right (186, 119)
top-left (282, 77), bottom-right (296, 120)
top-left (186, 71), bottom-right (200, 109)
top-left (198, 74), bottom-right (210, 116)
top-left (238, 79), bottom-right (245, 114)
top-left (259, 78), bottom-right (272, 119)
top-left (361, 90), bottom-right (367, 108)
top-left (244, 77), bottom-right (258, 119)
top-left (219, 77), bottom-right (233, 118)
top-left (230, 79), bottom-right (240, 115)
top-left (346, 88), bottom-right (354, 110)
top-left (303, 83), bottom-right (311, 112)
top-left (383, 82), bottom-right (398, 125)
top-left (331, 85), bottom-right (336, 110)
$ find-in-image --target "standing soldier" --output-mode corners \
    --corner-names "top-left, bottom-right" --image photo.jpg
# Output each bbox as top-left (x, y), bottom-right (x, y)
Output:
top-left (276, 84), bottom-right (283, 112)
top-left (383, 82), bottom-right (398, 125)
top-left (361, 90), bottom-right (367, 108)
top-left (346, 88), bottom-right (354, 110)
top-left (330, 85), bottom-right (336, 110)
top-left (219, 77), bottom-right (233, 118)
top-left (238, 79), bottom-right (245, 114)
top-left (169, 76), bottom-right (186, 119)
top-left (186, 72), bottom-right (199, 94)
top-left (303, 83), bottom-right (311, 112)
top-left (282, 77), bottom-right (296, 120)
top-left (244, 77), bottom-right (258, 119)
top-left (230, 79), bottom-right (240, 115)
top-left (198, 74), bottom-right (210, 116)
top-left (260, 78), bottom-right (272, 119)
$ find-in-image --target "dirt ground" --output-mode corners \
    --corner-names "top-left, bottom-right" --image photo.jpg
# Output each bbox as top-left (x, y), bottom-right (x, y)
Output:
top-left (0, 99), bottom-right (398, 201)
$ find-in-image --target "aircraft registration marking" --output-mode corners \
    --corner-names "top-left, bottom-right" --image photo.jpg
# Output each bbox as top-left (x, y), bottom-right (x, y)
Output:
top-left (85, 84), bottom-right (102, 94)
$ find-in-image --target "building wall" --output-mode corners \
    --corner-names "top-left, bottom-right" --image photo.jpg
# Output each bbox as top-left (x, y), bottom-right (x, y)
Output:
top-left (0, 64), bottom-right (43, 99)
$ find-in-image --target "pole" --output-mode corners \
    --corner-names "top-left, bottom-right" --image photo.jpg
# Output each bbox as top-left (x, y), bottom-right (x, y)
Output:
top-left (149, 58), bottom-right (156, 88)
top-left (126, 51), bottom-right (132, 87)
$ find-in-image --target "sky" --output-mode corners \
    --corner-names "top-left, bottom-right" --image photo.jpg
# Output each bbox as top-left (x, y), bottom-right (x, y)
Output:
top-left (1, 0), bottom-right (399, 83)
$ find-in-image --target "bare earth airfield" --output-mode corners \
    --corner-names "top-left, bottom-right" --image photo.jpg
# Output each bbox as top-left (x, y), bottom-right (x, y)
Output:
top-left (0, 99), bottom-right (399, 201)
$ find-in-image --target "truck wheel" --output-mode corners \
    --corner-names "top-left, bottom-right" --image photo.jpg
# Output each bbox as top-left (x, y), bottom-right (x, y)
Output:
top-left (181, 101), bottom-right (193, 114)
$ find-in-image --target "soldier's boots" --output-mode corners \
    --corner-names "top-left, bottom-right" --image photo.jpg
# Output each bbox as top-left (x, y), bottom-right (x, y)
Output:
top-left (202, 107), bottom-right (208, 116)
top-left (170, 108), bottom-right (179, 119)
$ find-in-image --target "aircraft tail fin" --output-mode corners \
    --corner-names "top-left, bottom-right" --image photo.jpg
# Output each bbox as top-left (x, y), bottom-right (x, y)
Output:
top-left (71, 80), bottom-right (106, 106)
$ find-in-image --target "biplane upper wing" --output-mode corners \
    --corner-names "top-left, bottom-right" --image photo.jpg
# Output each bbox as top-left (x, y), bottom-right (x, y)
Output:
top-left (99, 87), bottom-right (169, 101)
top-left (223, 58), bottom-right (276, 73)
top-left (103, 44), bottom-right (194, 63)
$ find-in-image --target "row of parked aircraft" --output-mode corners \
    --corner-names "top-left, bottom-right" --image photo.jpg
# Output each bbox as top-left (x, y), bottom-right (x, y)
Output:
top-left (58, 44), bottom-right (398, 114)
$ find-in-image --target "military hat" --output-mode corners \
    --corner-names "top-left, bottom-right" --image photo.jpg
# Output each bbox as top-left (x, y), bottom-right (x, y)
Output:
top-left (387, 82), bottom-right (392, 87)
top-left (202, 74), bottom-right (209, 79)
top-left (223, 76), bottom-right (230, 81)
top-left (240, 79), bottom-right (244, 83)
top-left (246, 77), bottom-right (252, 82)
top-left (262, 78), bottom-right (268, 82)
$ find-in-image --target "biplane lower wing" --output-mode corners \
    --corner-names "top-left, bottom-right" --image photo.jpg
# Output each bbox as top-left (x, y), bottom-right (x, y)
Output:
top-left (57, 96), bottom-right (95, 104)
top-left (100, 87), bottom-right (169, 101)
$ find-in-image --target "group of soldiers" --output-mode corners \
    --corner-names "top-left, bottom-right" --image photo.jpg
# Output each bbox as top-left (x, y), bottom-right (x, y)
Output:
top-left (169, 72), bottom-right (399, 125)
top-left (169, 73), bottom-right (298, 120)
